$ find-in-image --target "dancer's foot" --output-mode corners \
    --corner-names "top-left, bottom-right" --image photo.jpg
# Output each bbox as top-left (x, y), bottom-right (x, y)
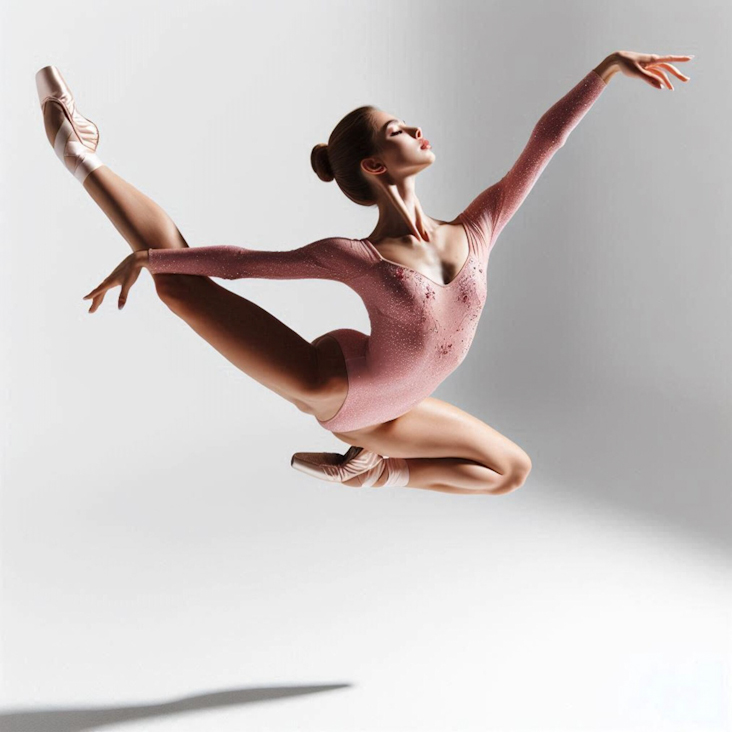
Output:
top-left (291, 445), bottom-right (409, 488)
top-left (342, 454), bottom-right (410, 487)
top-left (42, 100), bottom-right (70, 148)
top-left (36, 65), bottom-right (104, 183)
top-left (291, 445), bottom-right (383, 485)
top-left (343, 464), bottom-right (387, 487)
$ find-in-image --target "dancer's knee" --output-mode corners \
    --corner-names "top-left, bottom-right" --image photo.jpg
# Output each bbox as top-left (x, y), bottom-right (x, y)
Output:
top-left (512, 452), bottom-right (532, 487)
top-left (492, 455), bottom-right (532, 495)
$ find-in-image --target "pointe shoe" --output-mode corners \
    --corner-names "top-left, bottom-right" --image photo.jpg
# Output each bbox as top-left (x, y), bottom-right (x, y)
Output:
top-left (291, 445), bottom-right (386, 486)
top-left (36, 65), bottom-right (104, 183)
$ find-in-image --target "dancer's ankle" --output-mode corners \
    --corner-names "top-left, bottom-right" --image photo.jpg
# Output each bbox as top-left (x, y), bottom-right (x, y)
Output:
top-left (43, 101), bottom-right (104, 183)
top-left (373, 466), bottom-right (389, 487)
top-left (375, 457), bottom-right (409, 487)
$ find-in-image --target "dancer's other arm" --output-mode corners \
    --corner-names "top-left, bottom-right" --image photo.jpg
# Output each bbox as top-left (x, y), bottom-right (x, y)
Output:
top-left (82, 237), bottom-right (370, 313)
top-left (144, 238), bottom-right (367, 281)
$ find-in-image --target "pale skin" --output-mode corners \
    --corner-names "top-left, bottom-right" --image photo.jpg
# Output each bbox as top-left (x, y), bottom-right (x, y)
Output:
top-left (67, 50), bottom-right (693, 494)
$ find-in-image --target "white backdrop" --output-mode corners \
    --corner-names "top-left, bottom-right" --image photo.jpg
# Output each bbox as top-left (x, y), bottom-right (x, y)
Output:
top-left (2, 1), bottom-right (730, 730)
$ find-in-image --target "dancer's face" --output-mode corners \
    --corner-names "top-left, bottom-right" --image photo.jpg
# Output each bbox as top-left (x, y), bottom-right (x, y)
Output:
top-left (361, 109), bottom-right (434, 183)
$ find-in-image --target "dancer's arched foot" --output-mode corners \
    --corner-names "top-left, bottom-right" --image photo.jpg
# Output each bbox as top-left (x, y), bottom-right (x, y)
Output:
top-left (341, 452), bottom-right (410, 488)
top-left (291, 446), bottom-right (409, 488)
top-left (291, 446), bottom-right (383, 485)
top-left (342, 461), bottom-right (388, 487)
top-left (36, 65), bottom-right (104, 183)
top-left (42, 100), bottom-right (71, 148)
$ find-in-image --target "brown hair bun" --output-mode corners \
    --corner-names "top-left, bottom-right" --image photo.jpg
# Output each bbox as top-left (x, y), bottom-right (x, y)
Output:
top-left (310, 143), bottom-right (334, 182)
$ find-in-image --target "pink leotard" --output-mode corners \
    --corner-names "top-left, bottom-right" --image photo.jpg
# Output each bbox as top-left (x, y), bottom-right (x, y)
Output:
top-left (148, 70), bottom-right (607, 433)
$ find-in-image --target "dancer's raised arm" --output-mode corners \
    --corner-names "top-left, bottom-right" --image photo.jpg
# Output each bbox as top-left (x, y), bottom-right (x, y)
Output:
top-left (459, 64), bottom-right (609, 256)
top-left (459, 50), bottom-right (694, 258)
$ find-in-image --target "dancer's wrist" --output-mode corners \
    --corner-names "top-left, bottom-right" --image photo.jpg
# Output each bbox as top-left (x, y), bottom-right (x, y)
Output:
top-left (593, 52), bottom-right (621, 85)
top-left (136, 249), bottom-right (151, 268)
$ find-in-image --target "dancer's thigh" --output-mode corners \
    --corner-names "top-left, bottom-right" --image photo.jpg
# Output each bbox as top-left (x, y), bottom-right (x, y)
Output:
top-left (333, 397), bottom-right (531, 478)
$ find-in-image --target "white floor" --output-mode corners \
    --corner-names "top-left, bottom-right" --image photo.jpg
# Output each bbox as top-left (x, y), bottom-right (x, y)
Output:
top-left (2, 434), bottom-right (730, 732)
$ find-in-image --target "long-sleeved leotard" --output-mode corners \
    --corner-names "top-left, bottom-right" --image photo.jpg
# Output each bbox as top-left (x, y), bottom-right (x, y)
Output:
top-left (148, 70), bottom-right (607, 433)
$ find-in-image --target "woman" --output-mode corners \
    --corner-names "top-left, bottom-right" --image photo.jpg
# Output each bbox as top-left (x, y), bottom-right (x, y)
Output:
top-left (37, 51), bottom-right (692, 495)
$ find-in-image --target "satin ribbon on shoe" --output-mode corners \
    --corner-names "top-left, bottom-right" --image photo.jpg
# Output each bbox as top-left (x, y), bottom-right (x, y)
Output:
top-left (53, 116), bottom-right (104, 183)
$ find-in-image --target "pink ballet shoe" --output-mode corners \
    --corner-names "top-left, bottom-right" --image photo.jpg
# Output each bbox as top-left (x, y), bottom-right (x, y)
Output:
top-left (291, 445), bottom-right (386, 486)
top-left (36, 65), bottom-right (104, 183)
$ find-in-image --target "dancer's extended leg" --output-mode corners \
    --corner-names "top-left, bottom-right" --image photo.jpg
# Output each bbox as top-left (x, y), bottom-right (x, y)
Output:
top-left (42, 101), bottom-right (342, 416)
top-left (41, 102), bottom-right (191, 259)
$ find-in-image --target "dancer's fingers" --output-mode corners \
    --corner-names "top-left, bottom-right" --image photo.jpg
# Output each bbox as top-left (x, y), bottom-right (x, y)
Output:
top-left (87, 292), bottom-right (105, 313)
top-left (634, 61), bottom-right (666, 89)
top-left (82, 280), bottom-right (108, 301)
top-left (652, 54), bottom-right (694, 62)
top-left (83, 273), bottom-right (119, 303)
top-left (118, 273), bottom-right (137, 310)
top-left (647, 61), bottom-right (690, 81)
top-left (646, 67), bottom-right (673, 90)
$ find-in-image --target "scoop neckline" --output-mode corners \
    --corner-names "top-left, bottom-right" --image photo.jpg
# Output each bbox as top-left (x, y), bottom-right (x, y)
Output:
top-left (359, 215), bottom-right (473, 288)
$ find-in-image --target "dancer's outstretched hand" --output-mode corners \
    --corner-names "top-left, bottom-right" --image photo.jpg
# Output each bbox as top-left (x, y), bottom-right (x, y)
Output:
top-left (613, 50), bottom-right (694, 90)
top-left (82, 250), bottom-right (146, 313)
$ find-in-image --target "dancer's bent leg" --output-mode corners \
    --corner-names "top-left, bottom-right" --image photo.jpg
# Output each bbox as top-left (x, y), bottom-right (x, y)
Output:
top-left (342, 456), bottom-right (501, 493)
top-left (334, 397), bottom-right (532, 495)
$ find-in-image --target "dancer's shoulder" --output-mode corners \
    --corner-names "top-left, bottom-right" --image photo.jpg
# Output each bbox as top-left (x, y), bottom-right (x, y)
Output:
top-left (457, 181), bottom-right (502, 257)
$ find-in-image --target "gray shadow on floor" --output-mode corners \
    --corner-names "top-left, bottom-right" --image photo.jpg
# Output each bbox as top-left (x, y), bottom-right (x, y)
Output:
top-left (0, 684), bottom-right (352, 731)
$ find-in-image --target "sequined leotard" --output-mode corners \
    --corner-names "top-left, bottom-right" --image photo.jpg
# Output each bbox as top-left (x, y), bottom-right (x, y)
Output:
top-left (148, 70), bottom-right (607, 432)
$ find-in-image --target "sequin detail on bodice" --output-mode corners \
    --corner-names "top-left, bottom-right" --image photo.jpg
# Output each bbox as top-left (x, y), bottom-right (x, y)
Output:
top-left (357, 219), bottom-right (487, 387)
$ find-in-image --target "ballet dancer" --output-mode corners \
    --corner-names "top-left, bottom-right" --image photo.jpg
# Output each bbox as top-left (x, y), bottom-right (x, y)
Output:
top-left (37, 50), bottom-right (692, 495)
